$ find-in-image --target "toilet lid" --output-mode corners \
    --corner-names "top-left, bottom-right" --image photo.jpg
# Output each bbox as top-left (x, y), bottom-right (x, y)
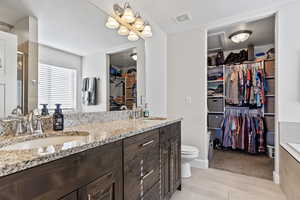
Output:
top-left (182, 145), bottom-right (199, 154)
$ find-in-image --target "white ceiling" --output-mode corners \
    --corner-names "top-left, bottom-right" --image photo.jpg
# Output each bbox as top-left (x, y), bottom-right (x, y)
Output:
top-left (110, 48), bottom-right (137, 68)
top-left (0, 0), bottom-right (296, 55)
top-left (0, 0), bottom-right (133, 56)
top-left (208, 16), bottom-right (275, 51)
top-left (89, 0), bottom-right (295, 34)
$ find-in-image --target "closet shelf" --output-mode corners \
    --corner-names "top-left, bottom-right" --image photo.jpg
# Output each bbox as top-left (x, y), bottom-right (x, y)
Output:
top-left (208, 80), bottom-right (224, 83)
top-left (208, 112), bottom-right (224, 114)
top-left (208, 96), bottom-right (224, 98)
top-left (265, 95), bottom-right (275, 97)
top-left (208, 127), bottom-right (221, 130)
top-left (264, 113), bottom-right (275, 116)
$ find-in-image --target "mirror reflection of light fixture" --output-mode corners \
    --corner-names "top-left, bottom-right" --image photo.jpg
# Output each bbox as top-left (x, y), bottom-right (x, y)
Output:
top-left (229, 30), bottom-right (252, 43)
top-left (130, 53), bottom-right (137, 61)
top-left (105, 16), bottom-right (120, 29)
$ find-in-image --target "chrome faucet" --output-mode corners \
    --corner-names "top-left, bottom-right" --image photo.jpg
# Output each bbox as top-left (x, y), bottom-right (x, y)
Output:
top-left (26, 109), bottom-right (43, 135)
top-left (8, 107), bottom-right (44, 136)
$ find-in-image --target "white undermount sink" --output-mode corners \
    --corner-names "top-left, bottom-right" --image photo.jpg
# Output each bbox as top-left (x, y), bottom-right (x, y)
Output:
top-left (0, 135), bottom-right (88, 151)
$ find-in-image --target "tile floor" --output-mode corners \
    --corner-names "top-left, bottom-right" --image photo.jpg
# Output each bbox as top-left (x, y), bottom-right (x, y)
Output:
top-left (171, 168), bottom-right (286, 200)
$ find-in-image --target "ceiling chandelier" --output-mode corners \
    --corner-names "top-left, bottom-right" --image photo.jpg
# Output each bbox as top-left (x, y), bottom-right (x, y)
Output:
top-left (105, 2), bottom-right (153, 41)
top-left (229, 30), bottom-right (252, 43)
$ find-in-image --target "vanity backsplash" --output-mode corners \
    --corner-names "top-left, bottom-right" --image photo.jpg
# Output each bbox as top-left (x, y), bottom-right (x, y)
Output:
top-left (0, 111), bottom-right (132, 136)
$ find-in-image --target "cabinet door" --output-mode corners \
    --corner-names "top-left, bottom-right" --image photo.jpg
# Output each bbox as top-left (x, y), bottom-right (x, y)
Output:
top-left (171, 135), bottom-right (181, 192)
top-left (78, 172), bottom-right (116, 200)
top-left (161, 140), bottom-right (171, 200)
top-left (59, 191), bottom-right (77, 200)
top-left (160, 122), bottom-right (182, 200)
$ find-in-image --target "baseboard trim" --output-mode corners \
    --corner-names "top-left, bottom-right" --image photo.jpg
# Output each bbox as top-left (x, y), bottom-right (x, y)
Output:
top-left (273, 171), bottom-right (280, 184)
top-left (191, 159), bottom-right (209, 169)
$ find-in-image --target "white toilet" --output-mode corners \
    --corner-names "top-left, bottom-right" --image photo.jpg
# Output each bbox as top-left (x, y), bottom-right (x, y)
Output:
top-left (181, 145), bottom-right (199, 178)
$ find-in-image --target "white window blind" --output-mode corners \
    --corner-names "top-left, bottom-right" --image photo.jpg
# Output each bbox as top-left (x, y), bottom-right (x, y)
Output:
top-left (38, 64), bottom-right (77, 110)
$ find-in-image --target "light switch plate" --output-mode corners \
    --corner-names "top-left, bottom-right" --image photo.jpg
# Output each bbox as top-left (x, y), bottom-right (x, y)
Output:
top-left (185, 96), bottom-right (192, 104)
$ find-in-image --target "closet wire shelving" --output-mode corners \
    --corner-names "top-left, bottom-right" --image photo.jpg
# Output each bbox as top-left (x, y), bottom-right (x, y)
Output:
top-left (207, 59), bottom-right (276, 138)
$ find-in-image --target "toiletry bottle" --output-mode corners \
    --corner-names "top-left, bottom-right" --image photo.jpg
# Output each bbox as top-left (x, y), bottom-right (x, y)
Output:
top-left (53, 104), bottom-right (64, 131)
top-left (41, 104), bottom-right (49, 116)
top-left (144, 103), bottom-right (149, 118)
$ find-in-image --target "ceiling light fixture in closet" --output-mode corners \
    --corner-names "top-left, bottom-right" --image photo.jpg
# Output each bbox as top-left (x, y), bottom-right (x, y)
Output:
top-left (229, 30), bottom-right (252, 43)
top-left (130, 53), bottom-right (137, 61)
top-left (105, 2), bottom-right (153, 41)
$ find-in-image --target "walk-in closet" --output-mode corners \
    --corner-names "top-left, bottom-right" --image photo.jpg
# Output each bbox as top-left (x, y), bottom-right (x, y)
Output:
top-left (207, 16), bottom-right (276, 180)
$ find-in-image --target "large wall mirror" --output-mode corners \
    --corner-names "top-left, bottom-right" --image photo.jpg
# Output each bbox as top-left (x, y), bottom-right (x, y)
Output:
top-left (0, 0), bottom-right (146, 118)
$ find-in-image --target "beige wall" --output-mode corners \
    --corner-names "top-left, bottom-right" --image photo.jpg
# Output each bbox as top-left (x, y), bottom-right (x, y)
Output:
top-left (167, 28), bottom-right (207, 164)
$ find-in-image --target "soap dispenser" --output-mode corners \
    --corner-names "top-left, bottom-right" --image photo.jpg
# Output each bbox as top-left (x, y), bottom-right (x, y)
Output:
top-left (40, 104), bottom-right (49, 116)
top-left (53, 104), bottom-right (64, 131)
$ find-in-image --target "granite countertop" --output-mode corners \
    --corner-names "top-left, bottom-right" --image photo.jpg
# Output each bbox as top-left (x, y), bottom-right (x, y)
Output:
top-left (0, 118), bottom-right (182, 178)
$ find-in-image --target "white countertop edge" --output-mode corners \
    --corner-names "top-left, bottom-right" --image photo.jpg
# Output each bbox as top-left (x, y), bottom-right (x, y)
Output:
top-left (281, 143), bottom-right (300, 163)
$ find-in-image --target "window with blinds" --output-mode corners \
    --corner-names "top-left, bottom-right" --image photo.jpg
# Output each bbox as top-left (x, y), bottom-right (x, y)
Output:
top-left (38, 64), bottom-right (77, 110)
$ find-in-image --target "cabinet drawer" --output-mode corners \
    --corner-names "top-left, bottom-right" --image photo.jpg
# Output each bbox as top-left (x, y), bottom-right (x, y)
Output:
top-left (124, 130), bottom-right (160, 200)
top-left (142, 182), bottom-right (160, 200)
top-left (124, 129), bottom-right (159, 160)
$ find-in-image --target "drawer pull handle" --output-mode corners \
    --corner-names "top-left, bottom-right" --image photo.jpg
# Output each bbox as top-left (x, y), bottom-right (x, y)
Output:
top-left (142, 170), bottom-right (154, 180)
top-left (141, 140), bottom-right (154, 147)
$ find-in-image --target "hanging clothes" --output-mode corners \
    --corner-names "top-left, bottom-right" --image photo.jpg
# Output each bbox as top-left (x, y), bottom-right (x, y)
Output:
top-left (225, 62), bottom-right (267, 108)
top-left (220, 108), bottom-right (266, 154)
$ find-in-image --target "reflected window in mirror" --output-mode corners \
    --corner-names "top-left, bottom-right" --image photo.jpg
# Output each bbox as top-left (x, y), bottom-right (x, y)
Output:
top-left (38, 64), bottom-right (77, 111)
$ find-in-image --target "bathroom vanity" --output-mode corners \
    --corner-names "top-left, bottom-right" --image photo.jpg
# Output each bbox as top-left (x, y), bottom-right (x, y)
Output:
top-left (0, 118), bottom-right (181, 200)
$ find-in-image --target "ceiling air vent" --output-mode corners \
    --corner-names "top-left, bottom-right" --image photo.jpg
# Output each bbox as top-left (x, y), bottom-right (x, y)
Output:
top-left (175, 13), bottom-right (191, 23)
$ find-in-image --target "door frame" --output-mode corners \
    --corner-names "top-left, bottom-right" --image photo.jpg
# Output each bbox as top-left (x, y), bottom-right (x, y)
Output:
top-left (204, 11), bottom-right (280, 183)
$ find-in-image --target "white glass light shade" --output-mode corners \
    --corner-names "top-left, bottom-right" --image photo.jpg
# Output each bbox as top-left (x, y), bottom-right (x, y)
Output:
top-left (128, 31), bottom-right (139, 41)
top-left (133, 17), bottom-right (144, 30)
top-left (141, 25), bottom-right (152, 37)
top-left (105, 16), bottom-right (119, 29)
top-left (118, 26), bottom-right (129, 36)
top-left (131, 53), bottom-right (137, 61)
top-left (122, 8), bottom-right (135, 23)
top-left (229, 31), bottom-right (252, 43)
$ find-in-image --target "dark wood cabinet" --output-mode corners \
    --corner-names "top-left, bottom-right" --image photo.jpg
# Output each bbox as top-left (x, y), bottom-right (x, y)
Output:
top-left (78, 172), bottom-right (118, 200)
top-left (59, 191), bottom-right (77, 200)
top-left (123, 129), bottom-right (160, 200)
top-left (0, 122), bottom-right (181, 200)
top-left (0, 141), bottom-right (123, 200)
top-left (160, 122), bottom-right (181, 200)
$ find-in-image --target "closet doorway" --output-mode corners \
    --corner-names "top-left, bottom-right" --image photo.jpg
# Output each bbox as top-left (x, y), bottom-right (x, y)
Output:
top-left (108, 48), bottom-right (137, 111)
top-left (206, 15), bottom-right (276, 180)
